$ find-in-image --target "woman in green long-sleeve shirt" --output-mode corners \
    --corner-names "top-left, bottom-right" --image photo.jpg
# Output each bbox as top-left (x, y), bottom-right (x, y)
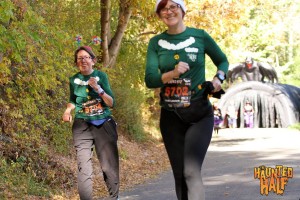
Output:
top-left (145, 28), bottom-right (228, 97)
top-left (145, 0), bottom-right (229, 199)
top-left (62, 46), bottom-right (119, 200)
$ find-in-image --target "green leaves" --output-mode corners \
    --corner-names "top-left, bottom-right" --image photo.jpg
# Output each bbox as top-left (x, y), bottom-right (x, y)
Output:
top-left (0, 0), bottom-right (15, 25)
top-left (1, 0), bottom-right (300, 198)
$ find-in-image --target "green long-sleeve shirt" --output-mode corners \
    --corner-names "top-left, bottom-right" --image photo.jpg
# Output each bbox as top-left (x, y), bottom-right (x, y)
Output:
top-left (69, 70), bottom-right (114, 120)
top-left (145, 27), bottom-right (229, 102)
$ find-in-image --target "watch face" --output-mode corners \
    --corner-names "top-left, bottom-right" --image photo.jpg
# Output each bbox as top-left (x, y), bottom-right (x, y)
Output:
top-left (218, 73), bottom-right (225, 80)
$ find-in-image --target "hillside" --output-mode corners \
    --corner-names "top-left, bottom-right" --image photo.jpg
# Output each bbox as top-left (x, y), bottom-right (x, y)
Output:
top-left (0, 132), bottom-right (169, 199)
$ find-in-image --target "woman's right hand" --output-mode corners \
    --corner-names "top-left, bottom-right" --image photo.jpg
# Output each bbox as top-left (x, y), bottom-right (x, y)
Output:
top-left (173, 61), bottom-right (190, 77)
top-left (162, 61), bottom-right (190, 84)
top-left (62, 112), bottom-right (72, 122)
top-left (62, 103), bottom-right (75, 122)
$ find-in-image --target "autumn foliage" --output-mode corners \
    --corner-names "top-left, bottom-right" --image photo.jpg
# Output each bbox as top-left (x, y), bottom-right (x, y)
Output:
top-left (0, 0), bottom-right (299, 198)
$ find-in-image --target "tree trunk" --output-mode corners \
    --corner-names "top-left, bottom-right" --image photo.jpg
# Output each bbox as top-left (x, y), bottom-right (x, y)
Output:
top-left (100, 0), bottom-right (111, 67)
top-left (100, 0), bottom-right (132, 68)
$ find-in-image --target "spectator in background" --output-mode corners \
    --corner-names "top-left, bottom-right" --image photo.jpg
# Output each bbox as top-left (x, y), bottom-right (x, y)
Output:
top-left (244, 101), bottom-right (254, 128)
top-left (213, 103), bottom-right (223, 134)
top-left (226, 101), bottom-right (237, 128)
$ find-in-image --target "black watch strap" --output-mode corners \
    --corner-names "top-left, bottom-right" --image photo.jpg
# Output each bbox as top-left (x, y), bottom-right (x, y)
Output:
top-left (214, 73), bottom-right (226, 83)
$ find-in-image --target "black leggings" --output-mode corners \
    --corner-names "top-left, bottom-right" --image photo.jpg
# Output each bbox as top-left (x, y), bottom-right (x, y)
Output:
top-left (160, 107), bottom-right (213, 200)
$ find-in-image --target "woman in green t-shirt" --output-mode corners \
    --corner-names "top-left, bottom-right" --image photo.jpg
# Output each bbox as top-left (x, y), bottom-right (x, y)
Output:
top-left (62, 46), bottom-right (119, 200)
top-left (145, 0), bottom-right (229, 199)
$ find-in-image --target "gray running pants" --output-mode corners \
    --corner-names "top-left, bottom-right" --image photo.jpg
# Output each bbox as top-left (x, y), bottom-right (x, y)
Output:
top-left (72, 118), bottom-right (119, 200)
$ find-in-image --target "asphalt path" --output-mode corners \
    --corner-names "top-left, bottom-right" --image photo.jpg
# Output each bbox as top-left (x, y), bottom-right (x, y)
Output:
top-left (119, 128), bottom-right (300, 200)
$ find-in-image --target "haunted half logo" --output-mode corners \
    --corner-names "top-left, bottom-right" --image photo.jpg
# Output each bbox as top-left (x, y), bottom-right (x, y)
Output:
top-left (254, 165), bottom-right (293, 196)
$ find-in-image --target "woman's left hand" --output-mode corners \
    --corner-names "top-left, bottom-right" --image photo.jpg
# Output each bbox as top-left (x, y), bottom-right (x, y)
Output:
top-left (211, 77), bottom-right (222, 93)
top-left (88, 77), bottom-right (102, 92)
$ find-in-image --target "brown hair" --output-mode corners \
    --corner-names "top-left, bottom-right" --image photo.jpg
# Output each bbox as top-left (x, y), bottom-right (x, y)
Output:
top-left (74, 46), bottom-right (96, 63)
top-left (156, 0), bottom-right (168, 15)
top-left (156, 0), bottom-right (186, 18)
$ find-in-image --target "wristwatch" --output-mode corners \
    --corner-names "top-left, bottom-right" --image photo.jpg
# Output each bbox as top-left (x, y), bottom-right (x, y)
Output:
top-left (99, 90), bottom-right (105, 96)
top-left (214, 73), bottom-right (226, 83)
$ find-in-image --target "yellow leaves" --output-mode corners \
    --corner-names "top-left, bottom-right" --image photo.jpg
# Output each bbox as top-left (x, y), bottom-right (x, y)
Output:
top-left (186, 0), bottom-right (251, 39)
top-left (0, 57), bottom-right (12, 85)
top-left (10, 109), bottom-right (24, 119)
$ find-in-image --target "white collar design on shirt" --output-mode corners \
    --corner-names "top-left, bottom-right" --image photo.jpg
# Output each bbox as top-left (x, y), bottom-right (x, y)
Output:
top-left (158, 37), bottom-right (195, 50)
top-left (74, 76), bottom-right (100, 86)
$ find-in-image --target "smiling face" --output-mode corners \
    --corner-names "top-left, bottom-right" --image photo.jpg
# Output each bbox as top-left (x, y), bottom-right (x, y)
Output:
top-left (76, 50), bottom-right (95, 75)
top-left (158, 0), bottom-right (185, 29)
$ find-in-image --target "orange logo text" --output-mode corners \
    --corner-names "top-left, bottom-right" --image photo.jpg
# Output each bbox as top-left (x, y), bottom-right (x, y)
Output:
top-left (254, 165), bottom-right (293, 196)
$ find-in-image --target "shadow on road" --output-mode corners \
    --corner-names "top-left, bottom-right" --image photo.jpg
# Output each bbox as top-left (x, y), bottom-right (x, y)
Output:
top-left (120, 128), bottom-right (300, 200)
top-left (210, 138), bottom-right (255, 146)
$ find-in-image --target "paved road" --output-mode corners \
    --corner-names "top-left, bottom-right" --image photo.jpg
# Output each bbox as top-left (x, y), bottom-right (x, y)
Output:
top-left (119, 128), bottom-right (300, 200)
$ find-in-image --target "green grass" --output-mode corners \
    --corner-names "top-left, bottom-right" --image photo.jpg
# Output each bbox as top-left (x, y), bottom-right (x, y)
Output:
top-left (289, 123), bottom-right (300, 131)
top-left (0, 157), bottom-right (52, 199)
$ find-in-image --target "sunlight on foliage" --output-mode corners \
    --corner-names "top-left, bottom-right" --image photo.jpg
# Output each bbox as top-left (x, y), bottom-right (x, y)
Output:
top-left (0, 0), bottom-right (299, 198)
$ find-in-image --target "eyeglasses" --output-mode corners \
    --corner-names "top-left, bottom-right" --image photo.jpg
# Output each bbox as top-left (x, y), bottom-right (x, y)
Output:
top-left (77, 56), bottom-right (91, 61)
top-left (160, 4), bottom-right (180, 14)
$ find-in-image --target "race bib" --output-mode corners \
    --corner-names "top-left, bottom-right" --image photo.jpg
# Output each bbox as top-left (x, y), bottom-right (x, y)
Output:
top-left (82, 98), bottom-right (104, 116)
top-left (161, 78), bottom-right (191, 108)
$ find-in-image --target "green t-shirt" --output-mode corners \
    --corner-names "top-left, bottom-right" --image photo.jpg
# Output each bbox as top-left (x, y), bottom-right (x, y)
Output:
top-left (145, 27), bottom-right (229, 103)
top-left (69, 70), bottom-right (114, 120)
